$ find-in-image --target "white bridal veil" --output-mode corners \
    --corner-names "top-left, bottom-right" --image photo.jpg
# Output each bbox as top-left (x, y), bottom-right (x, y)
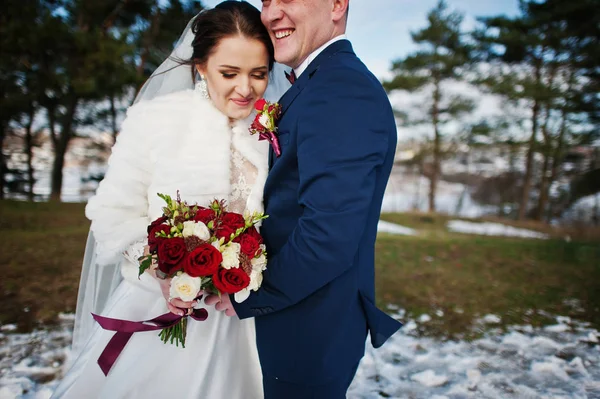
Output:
top-left (71, 9), bottom-right (291, 359)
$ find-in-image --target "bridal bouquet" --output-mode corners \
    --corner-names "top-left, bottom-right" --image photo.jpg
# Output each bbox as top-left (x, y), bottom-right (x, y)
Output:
top-left (138, 193), bottom-right (268, 346)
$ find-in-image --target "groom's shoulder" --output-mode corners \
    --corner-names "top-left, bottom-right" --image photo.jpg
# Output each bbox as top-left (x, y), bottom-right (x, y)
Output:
top-left (317, 53), bottom-right (386, 96)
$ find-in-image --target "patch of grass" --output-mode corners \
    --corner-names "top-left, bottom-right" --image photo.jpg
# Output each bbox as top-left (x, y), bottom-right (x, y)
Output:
top-left (376, 213), bottom-right (600, 338)
top-left (0, 201), bottom-right (89, 331)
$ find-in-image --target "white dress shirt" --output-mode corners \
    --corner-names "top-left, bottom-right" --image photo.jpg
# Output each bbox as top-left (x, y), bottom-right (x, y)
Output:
top-left (294, 34), bottom-right (348, 78)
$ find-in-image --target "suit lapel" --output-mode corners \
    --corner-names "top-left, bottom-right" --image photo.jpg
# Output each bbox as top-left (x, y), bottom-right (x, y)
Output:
top-left (278, 39), bottom-right (354, 116)
top-left (269, 40), bottom-right (355, 169)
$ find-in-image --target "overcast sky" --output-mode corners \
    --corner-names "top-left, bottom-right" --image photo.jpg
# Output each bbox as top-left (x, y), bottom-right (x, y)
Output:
top-left (200, 0), bottom-right (520, 79)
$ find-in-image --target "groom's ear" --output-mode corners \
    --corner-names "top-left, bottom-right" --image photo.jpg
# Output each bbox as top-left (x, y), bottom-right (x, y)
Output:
top-left (331, 0), bottom-right (349, 24)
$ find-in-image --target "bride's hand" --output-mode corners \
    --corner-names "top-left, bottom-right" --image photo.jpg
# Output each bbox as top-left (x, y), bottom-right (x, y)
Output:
top-left (156, 277), bottom-right (200, 316)
top-left (143, 246), bottom-right (202, 315)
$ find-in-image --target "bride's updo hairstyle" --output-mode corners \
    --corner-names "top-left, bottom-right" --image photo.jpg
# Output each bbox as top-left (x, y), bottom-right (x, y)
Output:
top-left (188, 1), bottom-right (274, 81)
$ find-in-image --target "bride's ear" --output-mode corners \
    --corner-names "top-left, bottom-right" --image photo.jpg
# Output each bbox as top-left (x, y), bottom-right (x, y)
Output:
top-left (195, 64), bottom-right (207, 79)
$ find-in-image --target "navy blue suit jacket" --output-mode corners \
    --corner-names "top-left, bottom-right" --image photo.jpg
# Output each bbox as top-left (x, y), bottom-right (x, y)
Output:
top-left (233, 40), bottom-right (402, 384)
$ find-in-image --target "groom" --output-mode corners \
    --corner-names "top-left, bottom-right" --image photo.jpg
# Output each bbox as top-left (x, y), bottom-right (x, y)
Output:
top-left (207, 0), bottom-right (402, 397)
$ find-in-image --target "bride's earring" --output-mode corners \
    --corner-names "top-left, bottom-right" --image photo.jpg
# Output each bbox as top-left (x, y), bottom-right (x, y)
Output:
top-left (196, 75), bottom-right (210, 99)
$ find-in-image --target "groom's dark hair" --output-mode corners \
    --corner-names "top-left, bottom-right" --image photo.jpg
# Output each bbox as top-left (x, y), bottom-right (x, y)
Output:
top-left (186, 1), bottom-right (275, 80)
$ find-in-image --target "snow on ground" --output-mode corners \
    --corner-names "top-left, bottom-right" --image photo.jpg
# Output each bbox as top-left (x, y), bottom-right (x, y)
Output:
top-left (1, 312), bottom-right (599, 399)
top-left (446, 220), bottom-right (549, 240)
top-left (381, 173), bottom-right (496, 218)
top-left (562, 193), bottom-right (600, 224)
top-left (377, 221), bottom-right (417, 236)
top-left (349, 312), bottom-right (600, 398)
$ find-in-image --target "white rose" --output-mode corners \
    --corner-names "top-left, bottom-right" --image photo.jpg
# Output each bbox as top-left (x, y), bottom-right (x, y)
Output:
top-left (221, 242), bottom-right (241, 269)
top-left (211, 240), bottom-right (221, 251)
top-left (192, 221), bottom-right (210, 240)
top-left (258, 114), bottom-right (273, 130)
top-left (234, 269), bottom-right (264, 303)
top-left (251, 253), bottom-right (267, 272)
top-left (182, 221), bottom-right (210, 241)
top-left (248, 269), bottom-right (263, 291)
top-left (182, 221), bottom-right (196, 238)
top-left (169, 273), bottom-right (202, 302)
top-left (234, 289), bottom-right (250, 303)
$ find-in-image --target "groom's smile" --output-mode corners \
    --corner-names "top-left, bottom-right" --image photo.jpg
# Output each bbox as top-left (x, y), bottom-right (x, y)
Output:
top-left (274, 29), bottom-right (294, 39)
top-left (261, 0), bottom-right (341, 69)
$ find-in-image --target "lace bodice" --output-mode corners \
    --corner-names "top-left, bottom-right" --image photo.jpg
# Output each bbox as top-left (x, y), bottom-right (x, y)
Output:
top-left (229, 146), bottom-right (258, 214)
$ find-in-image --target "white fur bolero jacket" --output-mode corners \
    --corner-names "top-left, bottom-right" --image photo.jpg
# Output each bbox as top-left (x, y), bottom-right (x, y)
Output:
top-left (86, 89), bottom-right (269, 266)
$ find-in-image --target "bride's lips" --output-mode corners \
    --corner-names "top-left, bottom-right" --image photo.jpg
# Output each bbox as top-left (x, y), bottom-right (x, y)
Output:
top-left (231, 98), bottom-right (252, 107)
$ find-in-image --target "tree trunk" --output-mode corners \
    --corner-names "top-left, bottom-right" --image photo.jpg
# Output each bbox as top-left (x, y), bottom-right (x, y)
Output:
top-left (518, 61), bottom-right (542, 221)
top-left (0, 123), bottom-right (6, 200)
top-left (24, 107), bottom-right (36, 201)
top-left (536, 148), bottom-right (551, 221)
top-left (546, 107), bottom-right (568, 222)
top-left (50, 97), bottom-right (78, 202)
top-left (535, 107), bottom-right (552, 221)
top-left (413, 162), bottom-right (421, 211)
top-left (429, 77), bottom-right (442, 212)
top-left (110, 93), bottom-right (118, 143)
top-left (518, 100), bottom-right (539, 220)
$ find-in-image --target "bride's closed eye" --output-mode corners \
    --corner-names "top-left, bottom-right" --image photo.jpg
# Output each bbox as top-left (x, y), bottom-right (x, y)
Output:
top-left (220, 72), bottom-right (267, 80)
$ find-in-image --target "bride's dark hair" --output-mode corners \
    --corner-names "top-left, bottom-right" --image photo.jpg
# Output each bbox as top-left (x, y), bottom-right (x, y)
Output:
top-left (187, 1), bottom-right (274, 81)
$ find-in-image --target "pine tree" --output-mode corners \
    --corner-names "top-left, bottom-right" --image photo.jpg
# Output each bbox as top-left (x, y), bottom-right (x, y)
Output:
top-left (384, 1), bottom-right (474, 212)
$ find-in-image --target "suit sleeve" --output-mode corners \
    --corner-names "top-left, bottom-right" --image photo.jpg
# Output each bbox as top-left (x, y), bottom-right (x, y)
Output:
top-left (233, 71), bottom-right (390, 318)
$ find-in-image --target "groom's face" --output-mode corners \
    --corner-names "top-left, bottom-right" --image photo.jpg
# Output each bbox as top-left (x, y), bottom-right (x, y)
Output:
top-left (261, 0), bottom-right (337, 68)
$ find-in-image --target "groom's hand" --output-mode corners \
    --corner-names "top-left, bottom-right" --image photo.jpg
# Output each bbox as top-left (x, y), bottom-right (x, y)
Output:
top-left (205, 293), bottom-right (237, 317)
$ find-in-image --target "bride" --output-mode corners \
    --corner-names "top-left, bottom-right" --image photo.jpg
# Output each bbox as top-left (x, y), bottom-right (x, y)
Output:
top-left (51, 2), bottom-right (289, 398)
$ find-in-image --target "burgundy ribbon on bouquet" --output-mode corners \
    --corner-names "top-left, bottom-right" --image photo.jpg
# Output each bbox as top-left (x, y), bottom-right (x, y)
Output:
top-left (91, 308), bottom-right (208, 376)
top-left (258, 131), bottom-right (281, 157)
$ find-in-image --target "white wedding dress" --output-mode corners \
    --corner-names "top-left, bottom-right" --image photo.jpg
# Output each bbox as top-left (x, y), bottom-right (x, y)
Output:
top-left (51, 89), bottom-right (268, 399)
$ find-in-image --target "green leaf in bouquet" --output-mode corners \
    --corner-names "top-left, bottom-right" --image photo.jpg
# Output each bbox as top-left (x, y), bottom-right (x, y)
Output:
top-left (157, 193), bottom-right (177, 212)
top-left (138, 255), bottom-right (153, 277)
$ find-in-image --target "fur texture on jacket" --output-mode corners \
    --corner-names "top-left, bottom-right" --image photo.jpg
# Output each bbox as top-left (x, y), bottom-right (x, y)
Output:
top-left (86, 89), bottom-right (269, 266)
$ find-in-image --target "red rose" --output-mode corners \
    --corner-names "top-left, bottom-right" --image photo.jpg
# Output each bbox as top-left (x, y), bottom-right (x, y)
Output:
top-left (184, 244), bottom-right (223, 277)
top-left (148, 224), bottom-right (171, 253)
top-left (148, 216), bottom-right (168, 234)
top-left (213, 267), bottom-right (251, 294)
top-left (221, 212), bottom-right (246, 230)
top-left (214, 225), bottom-right (235, 243)
top-left (215, 212), bottom-right (246, 243)
top-left (234, 226), bottom-right (262, 257)
top-left (251, 118), bottom-right (264, 132)
top-left (254, 98), bottom-right (266, 111)
top-left (194, 207), bottom-right (216, 225)
top-left (157, 237), bottom-right (187, 276)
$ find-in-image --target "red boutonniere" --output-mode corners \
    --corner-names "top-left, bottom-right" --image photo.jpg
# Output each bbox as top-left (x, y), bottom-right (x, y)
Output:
top-left (249, 98), bottom-right (282, 157)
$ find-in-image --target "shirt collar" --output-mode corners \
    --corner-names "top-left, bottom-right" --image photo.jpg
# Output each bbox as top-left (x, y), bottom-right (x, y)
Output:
top-left (294, 34), bottom-right (348, 78)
